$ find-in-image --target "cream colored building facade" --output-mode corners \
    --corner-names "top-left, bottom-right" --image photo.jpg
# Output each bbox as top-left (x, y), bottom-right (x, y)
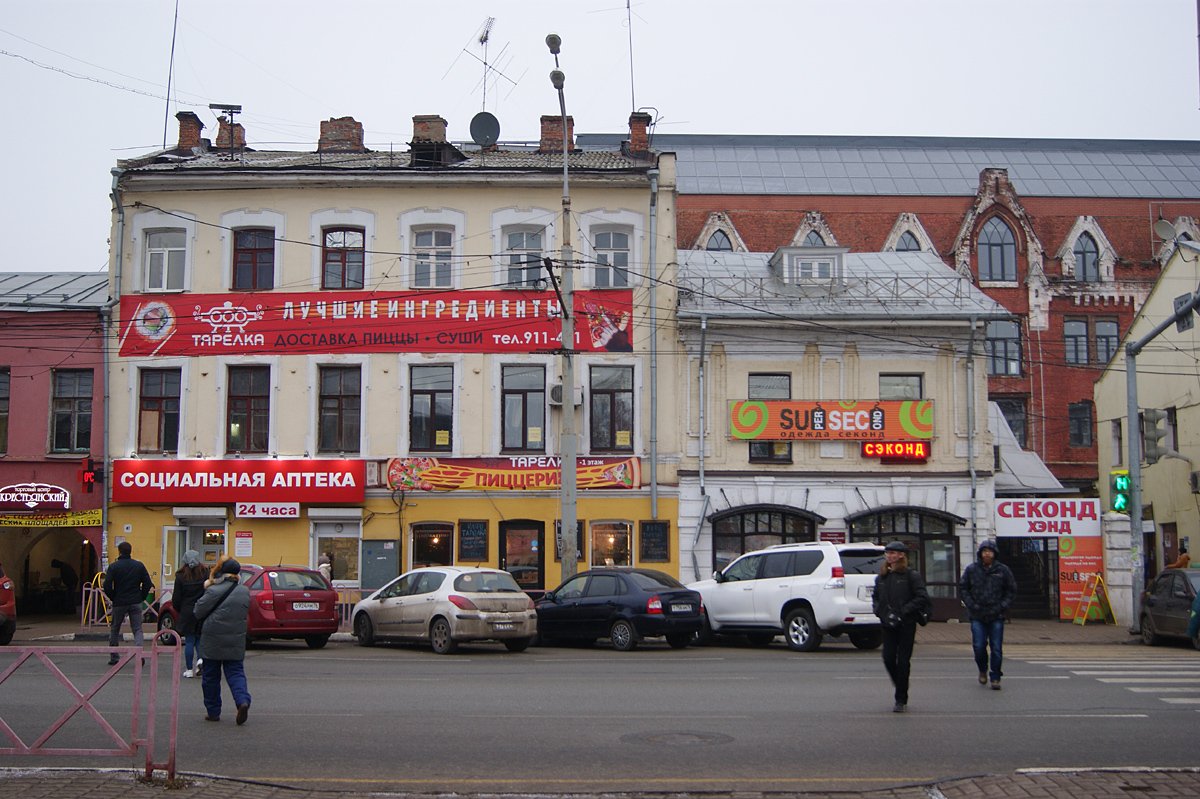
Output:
top-left (105, 112), bottom-right (679, 599)
top-left (672, 249), bottom-right (1008, 620)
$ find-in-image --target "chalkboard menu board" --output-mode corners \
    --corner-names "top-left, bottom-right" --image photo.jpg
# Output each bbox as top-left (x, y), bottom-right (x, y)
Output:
top-left (639, 521), bottom-right (670, 562)
top-left (458, 520), bottom-right (488, 562)
top-left (554, 520), bottom-right (585, 561)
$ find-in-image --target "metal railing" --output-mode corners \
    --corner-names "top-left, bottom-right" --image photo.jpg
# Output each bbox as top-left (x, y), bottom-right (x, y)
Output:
top-left (0, 632), bottom-right (181, 779)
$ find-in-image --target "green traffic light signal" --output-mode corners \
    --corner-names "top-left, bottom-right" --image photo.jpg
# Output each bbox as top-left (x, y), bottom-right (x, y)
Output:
top-left (1110, 470), bottom-right (1130, 513)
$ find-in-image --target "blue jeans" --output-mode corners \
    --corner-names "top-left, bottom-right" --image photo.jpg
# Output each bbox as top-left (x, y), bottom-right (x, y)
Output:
top-left (971, 618), bottom-right (1005, 681)
top-left (201, 659), bottom-right (251, 719)
top-left (184, 634), bottom-right (199, 670)
top-left (108, 603), bottom-right (145, 648)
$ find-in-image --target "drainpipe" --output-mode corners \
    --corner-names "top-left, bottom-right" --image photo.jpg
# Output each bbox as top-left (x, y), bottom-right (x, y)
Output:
top-left (967, 316), bottom-right (978, 551)
top-left (101, 168), bottom-right (126, 570)
top-left (647, 168), bottom-right (659, 518)
top-left (689, 316), bottom-right (709, 581)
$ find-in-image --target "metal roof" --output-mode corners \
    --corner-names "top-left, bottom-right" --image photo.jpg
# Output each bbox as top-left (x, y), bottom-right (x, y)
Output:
top-left (0, 272), bottom-right (109, 310)
top-left (675, 249), bottom-right (1008, 321)
top-left (578, 133), bottom-right (1200, 198)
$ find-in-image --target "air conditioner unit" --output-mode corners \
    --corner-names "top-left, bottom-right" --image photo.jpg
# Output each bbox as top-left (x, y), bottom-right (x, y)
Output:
top-left (549, 383), bottom-right (582, 407)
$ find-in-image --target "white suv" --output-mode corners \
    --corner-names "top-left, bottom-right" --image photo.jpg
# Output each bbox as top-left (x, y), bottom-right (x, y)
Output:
top-left (688, 541), bottom-right (886, 652)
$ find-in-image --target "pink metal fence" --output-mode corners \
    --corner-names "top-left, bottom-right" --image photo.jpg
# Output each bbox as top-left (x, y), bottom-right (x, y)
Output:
top-left (0, 632), bottom-right (182, 779)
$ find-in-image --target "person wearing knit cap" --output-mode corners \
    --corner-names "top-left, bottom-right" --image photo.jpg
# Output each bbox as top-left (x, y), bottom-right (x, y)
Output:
top-left (959, 539), bottom-right (1017, 691)
top-left (193, 556), bottom-right (252, 724)
top-left (172, 550), bottom-right (209, 678)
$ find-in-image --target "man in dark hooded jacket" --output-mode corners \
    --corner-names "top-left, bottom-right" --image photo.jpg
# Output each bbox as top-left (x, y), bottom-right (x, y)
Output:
top-left (103, 541), bottom-right (154, 666)
top-left (959, 539), bottom-right (1017, 690)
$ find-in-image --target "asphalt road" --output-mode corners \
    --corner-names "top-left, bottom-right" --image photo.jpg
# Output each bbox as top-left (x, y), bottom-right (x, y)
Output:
top-left (1, 637), bottom-right (1197, 793)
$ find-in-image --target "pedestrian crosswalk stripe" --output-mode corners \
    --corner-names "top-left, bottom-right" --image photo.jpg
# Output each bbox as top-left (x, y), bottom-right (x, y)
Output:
top-left (1017, 655), bottom-right (1198, 707)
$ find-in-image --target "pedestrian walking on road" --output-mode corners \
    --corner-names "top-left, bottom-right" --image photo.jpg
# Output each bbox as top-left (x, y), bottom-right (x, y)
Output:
top-left (873, 540), bottom-right (930, 713)
top-left (172, 550), bottom-right (208, 678)
top-left (102, 541), bottom-right (154, 666)
top-left (194, 557), bottom-right (252, 725)
top-left (959, 538), bottom-right (1017, 690)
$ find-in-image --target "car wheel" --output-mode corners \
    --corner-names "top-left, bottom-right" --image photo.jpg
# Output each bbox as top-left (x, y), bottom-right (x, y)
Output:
top-left (430, 617), bottom-right (458, 654)
top-left (695, 613), bottom-right (715, 646)
top-left (784, 608), bottom-right (822, 652)
top-left (666, 632), bottom-right (693, 649)
top-left (609, 619), bottom-right (638, 651)
top-left (305, 634), bottom-right (330, 649)
top-left (503, 637), bottom-right (532, 652)
top-left (0, 620), bottom-right (14, 646)
top-left (354, 613), bottom-right (375, 647)
top-left (848, 628), bottom-right (883, 650)
top-left (1140, 614), bottom-right (1162, 646)
top-left (746, 632), bottom-right (775, 647)
top-left (156, 612), bottom-right (179, 646)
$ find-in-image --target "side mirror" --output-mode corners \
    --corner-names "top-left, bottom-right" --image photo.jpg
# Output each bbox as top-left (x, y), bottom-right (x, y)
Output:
top-left (712, 570), bottom-right (724, 583)
top-left (543, 590), bottom-right (556, 602)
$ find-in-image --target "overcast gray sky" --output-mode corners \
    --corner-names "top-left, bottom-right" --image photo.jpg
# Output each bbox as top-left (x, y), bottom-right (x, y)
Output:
top-left (4, 0), bottom-right (1200, 274)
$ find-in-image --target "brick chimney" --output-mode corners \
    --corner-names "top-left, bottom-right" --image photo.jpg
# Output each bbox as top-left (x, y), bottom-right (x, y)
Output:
top-left (215, 115), bottom-right (246, 149)
top-left (539, 115), bottom-right (574, 153)
top-left (627, 111), bottom-right (652, 155)
top-left (318, 116), bottom-right (366, 153)
top-left (412, 115), bottom-right (448, 143)
top-left (176, 111), bottom-right (204, 151)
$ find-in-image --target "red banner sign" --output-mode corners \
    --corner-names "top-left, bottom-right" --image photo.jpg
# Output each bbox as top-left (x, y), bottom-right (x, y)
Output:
top-left (729, 400), bottom-right (934, 441)
top-left (118, 290), bottom-right (634, 356)
top-left (861, 441), bottom-right (930, 461)
top-left (111, 459), bottom-right (365, 503)
top-left (386, 456), bottom-right (641, 491)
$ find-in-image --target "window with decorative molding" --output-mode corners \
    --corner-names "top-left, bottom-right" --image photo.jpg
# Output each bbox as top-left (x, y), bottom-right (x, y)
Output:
top-left (978, 217), bottom-right (1017, 282)
top-left (322, 228), bottom-right (365, 289)
top-left (145, 229), bottom-right (186, 291)
top-left (504, 228), bottom-right (545, 288)
top-left (232, 228), bottom-right (275, 290)
top-left (593, 229), bottom-right (630, 288)
top-left (749, 373), bottom-right (791, 463)
top-left (51, 369), bottom-right (93, 452)
top-left (318, 366), bottom-right (361, 454)
top-left (590, 365), bottom-right (634, 453)
top-left (501, 365), bottom-right (545, 452)
top-left (411, 365), bottom-right (453, 452)
top-left (706, 230), bottom-right (733, 251)
top-left (896, 231), bottom-right (921, 252)
top-left (413, 228), bottom-right (453, 288)
top-left (227, 365), bottom-right (269, 453)
top-left (138, 368), bottom-right (180, 453)
top-left (1074, 233), bottom-right (1100, 282)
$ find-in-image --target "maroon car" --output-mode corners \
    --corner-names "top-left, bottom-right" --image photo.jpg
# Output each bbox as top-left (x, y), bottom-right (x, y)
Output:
top-left (158, 563), bottom-right (339, 649)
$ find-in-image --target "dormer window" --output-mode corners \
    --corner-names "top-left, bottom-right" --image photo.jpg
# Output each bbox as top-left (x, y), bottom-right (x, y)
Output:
top-left (769, 246), bottom-right (846, 285)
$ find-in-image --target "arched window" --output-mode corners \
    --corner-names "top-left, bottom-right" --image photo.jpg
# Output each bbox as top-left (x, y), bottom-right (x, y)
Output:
top-left (848, 508), bottom-right (961, 616)
top-left (1074, 232), bottom-right (1100, 282)
top-left (706, 230), bottom-right (733, 251)
top-left (802, 230), bottom-right (826, 247)
top-left (978, 217), bottom-right (1017, 282)
top-left (896, 231), bottom-right (921, 252)
top-left (710, 507), bottom-right (817, 570)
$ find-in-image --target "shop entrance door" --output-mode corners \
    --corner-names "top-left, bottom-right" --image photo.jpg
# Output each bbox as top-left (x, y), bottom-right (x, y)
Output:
top-left (499, 520), bottom-right (544, 591)
top-left (997, 537), bottom-right (1056, 618)
top-left (159, 526), bottom-right (186, 601)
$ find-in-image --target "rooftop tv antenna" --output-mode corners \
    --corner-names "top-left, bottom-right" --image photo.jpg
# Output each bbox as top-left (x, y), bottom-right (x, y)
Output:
top-left (479, 17), bottom-right (495, 108)
top-left (209, 103), bottom-right (243, 158)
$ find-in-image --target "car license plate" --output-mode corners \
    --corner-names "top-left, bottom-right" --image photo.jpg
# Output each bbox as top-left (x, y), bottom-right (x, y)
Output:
top-left (671, 603), bottom-right (693, 613)
top-left (493, 622), bottom-right (515, 631)
top-left (293, 602), bottom-right (319, 611)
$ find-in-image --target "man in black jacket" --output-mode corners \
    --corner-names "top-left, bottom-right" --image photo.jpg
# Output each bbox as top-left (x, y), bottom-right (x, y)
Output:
top-left (959, 539), bottom-right (1017, 690)
top-left (103, 541), bottom-right (154, 666)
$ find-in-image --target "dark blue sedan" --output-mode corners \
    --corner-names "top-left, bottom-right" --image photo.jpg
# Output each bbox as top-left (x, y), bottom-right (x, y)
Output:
top-left (535, 568), bottom-right (704, 651)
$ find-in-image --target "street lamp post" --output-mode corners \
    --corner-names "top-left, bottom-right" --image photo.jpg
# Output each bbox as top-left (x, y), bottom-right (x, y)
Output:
top-left (547, 33), bottom-right (578, 581)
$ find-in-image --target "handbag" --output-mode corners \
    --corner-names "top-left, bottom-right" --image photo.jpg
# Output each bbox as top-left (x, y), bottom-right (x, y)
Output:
top-left (194, 580), bottom-right (236, 637)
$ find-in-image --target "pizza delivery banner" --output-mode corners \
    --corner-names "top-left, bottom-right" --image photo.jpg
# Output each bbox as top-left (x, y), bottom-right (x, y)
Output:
top-left (119, 289), bottom-right (634, 356)
top-left (729, 400), bottom-right (934, 441)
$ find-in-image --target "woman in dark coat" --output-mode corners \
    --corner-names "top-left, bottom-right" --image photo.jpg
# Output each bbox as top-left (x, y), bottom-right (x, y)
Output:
top-left (872, 540), bottom-right (930, 713)
top-left (194, 557), bottom-right (252, 724)
top-left (172, 550), bottom-right (208, 678)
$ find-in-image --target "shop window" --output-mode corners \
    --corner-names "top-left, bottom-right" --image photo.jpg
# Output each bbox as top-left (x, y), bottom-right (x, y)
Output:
top-left (985, 320), bottom-right (1022, 376)
top-left (710, 508), bottom-right (815, 571)
top-left (504, 228), bottom-right (545, 288)
top-left (51, 369), bottom-right (92, 452)
top-left (322, 227), bottom-right (365, 289)
top-left (413, 228), bottom-right (454, 288)
top-left (315, 524), bottom-right (361, 585)
top-left (232, 228), bottom-right (275, 290)
top-left (412, 523), bottom-right (453, 567)
top-left (318, 366), bottom-right (361, 454)
top-left (879, 374), bottom-right (922, 400)
top-left (501, 365), bottom-right (545, 452)
top-left (590, 365), bottom-right (634, 452)
top-left (593, 229), bottom-right (630, 288)
top-left (411, 365), bottom-right (453, 452)
top-left (748, 373), bottom-right (791, 463)
top-left (138, 368), bottom-right (180, 453)
top-left (0, 367), bottom-right (8, 454)
top-left (591, 521), bottom-right (632, 567)
top-left (848, 509), bottom-right (957, 600)
top-left (978, 217), bottom-right (1017, 282)
top-left (226, 365), bottom-right (269, 453)
top-left (1069, 401), bottom-right (1093, 447)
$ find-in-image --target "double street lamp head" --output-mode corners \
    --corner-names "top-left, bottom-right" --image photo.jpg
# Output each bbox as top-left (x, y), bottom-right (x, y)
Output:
top-left (550, 70), bottom-right (565, 90)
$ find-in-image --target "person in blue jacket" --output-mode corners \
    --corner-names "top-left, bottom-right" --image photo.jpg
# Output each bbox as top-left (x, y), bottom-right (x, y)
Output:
top-left (960, 539), bottom-right (1017, 690)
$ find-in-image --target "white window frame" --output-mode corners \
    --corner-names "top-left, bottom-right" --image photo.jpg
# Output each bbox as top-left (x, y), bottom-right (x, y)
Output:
top-left (310, 208), bottom-right (376, 289)
top-left (492, 208), bottom-right (556, 289)
top-left (131, 210), bottom-right (196, 293)
top-left (580, 209), bottom-right (643, 289)
top-left (399, 208), bottom-right (465, 289)
top-left (220, 209), bottom-right (285, 291)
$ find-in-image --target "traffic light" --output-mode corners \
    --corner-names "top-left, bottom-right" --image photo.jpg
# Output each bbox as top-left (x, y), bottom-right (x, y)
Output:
top-left (1110, 469), bottom-right (1130, 513)
top-left (1141, 409), bottom-right (1169, 465)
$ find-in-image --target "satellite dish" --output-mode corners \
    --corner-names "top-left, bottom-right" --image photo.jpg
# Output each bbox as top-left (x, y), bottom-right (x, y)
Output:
top-left (1155, 218), bottom-right (1177, 242)
top-left (470, 111), bottom-right (500, 147)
